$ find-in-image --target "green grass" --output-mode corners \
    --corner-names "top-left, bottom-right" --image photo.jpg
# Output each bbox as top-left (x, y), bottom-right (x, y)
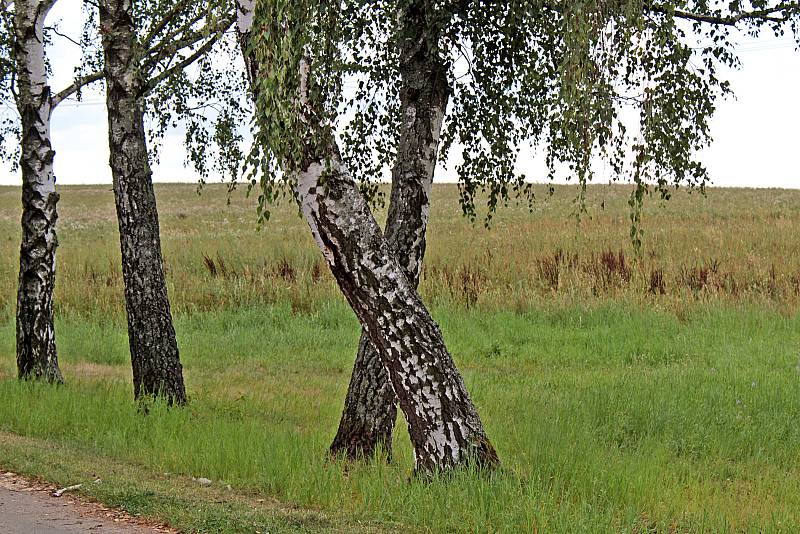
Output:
top-left (0, 431), bottom-right (380, 533)
top-left (1, 184), bottom-right (800, 531)
top-left (2, 303), bottom-right (800, 531)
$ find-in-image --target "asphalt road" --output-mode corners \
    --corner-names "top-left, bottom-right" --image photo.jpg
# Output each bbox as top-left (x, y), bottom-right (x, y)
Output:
top-left (0, 473), bottom-right (162, 534)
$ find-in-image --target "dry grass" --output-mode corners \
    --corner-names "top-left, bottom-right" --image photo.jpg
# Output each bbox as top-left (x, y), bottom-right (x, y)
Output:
top-left (2, 183), bottom-right (800, 319)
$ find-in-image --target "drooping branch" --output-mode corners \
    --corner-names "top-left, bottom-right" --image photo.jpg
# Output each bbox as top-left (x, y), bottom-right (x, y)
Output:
top-left (539, 1), bottom-right (800, 27)
top-left (648, 2), bottom-right (800, 26)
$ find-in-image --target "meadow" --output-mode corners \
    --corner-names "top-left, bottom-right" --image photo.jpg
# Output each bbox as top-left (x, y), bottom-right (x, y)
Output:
top-left (1, 183), bottom-right (800, 532)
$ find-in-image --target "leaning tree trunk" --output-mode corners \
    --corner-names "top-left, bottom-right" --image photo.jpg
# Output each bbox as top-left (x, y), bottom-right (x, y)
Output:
top-left (13, 0), bottom-right (63, 383)
top-left (329, 4), bottom-right (450, 461)
top-left (296, 147), bottom-right (497, 472)
top-left (238, 5), bottom-right (496, 473)
top-left (99, 0), bottom-right (186, 404)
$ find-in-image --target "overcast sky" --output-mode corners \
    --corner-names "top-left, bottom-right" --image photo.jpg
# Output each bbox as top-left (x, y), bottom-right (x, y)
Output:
top-left (1, 1), bottom-right (798, 189)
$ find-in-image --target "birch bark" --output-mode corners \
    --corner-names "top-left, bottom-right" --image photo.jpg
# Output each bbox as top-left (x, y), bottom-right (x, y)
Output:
top-left (295, 146), bottom-right (497, 471)
top-left (13, 0), bottom-right (63, 383)
top-left (329, 3), bottom-right (450, 460)
top-left (99, 0), bottom-right (186, 404)
top-left (237, 2), bottom-right (498, 471)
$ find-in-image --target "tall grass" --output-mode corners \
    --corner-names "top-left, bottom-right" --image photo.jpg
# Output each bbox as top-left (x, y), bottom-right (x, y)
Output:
top-left (1, 184), bottom-right (800, 530)
top-left (3, 184), bottom-right (800, 318)
top-left (1, 304), bottom-right (800, 530)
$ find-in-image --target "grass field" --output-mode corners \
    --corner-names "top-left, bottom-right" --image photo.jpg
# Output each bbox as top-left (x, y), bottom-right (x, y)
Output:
top-left (1, 183), bottom-right (800, 532)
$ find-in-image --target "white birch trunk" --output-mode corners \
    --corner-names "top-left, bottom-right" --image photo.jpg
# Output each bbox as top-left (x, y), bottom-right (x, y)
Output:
top-left (330, 1), bottom-right (450, 460)
top-left (13, 0), bottom-right (63, 383)
top-left (236, 5), bottom-right (498, 470)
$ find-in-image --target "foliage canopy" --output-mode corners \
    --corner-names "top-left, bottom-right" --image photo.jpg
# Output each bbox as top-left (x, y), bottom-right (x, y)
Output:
top-left (246, 0), bottom-right (800, 239)
top-left (0, 0), bottom-right (249, 185)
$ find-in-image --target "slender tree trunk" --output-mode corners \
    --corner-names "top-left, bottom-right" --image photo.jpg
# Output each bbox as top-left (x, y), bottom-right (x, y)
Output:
top-left (329, 4), bottom-right (450, 460)
top-left (13, 0), bottom-right (63, 383)
top-left (99, 0), bottom-right (186, 404)
top-left (236, 5), bottom-right (497, 470)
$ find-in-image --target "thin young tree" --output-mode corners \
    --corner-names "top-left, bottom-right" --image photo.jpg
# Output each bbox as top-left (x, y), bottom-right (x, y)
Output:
top-left (324, 0), bottom-right (800, 461)
top-left (1, 1), bottom-right (102, 382)
top-left (95, 0), bottom-right (243, 403)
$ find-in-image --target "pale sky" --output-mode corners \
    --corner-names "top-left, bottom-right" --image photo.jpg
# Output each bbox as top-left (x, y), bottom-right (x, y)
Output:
top-left (1, 1), bottom-right (798, 189)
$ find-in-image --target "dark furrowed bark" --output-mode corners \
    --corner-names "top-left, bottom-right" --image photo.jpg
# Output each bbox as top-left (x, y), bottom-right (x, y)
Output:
top-left (329, 3), bottom-right (451, 461)
top-left (329, 335), bottom-right (397, 460)
top-left (100, 0), bottom-right (186, 405)
top-left (14, 0), bottom-right (63, 384)
top-left (16, 170), bottom-right (61, 383)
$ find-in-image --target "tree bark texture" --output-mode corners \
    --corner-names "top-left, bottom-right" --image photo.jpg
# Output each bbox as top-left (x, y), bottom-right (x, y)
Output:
top-left (13, 0), bottom-right (63, 383)
top-left (296, 149), bottom-right (497, 472)
top-left (100, 0), bottom-right (186, 404)
top-left (238, 5), bottom-right (496, 472)
top-left (329, 4), bottom-right (451, 461)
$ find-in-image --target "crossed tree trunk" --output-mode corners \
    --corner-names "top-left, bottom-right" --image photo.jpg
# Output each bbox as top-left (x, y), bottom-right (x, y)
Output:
top-left (329, 2), bottom-right (451, 460)
top-left (236, 1), bottom-right (498, 471)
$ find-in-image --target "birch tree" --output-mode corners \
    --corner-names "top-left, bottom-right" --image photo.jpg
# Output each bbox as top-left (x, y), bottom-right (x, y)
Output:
top-left (328, 1), bottom-right (452, 460)
top-left (1, 1), bottom-right (244, 396)
top-left (1, 1), bottom-right (102, 382)
top-left (237, 0), bottom-right (499, 472)
top-left (320, 0), bottom-right (800, 461)
top-left (97, 0), bottom-right (240, 404)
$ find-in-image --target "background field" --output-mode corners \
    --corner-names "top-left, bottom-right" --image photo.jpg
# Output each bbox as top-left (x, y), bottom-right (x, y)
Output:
top-left (1, 183), bottom-right (799, 532)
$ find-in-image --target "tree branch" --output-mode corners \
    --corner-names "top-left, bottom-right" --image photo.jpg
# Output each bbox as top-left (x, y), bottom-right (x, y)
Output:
top-left (143, 15), bottom-right (233, 76)
top-left (141, 11), bottom-right (208, 68)
top-left (540, 1), bottom-right (800, 27)
top-left (140, 0), bottom-right (197, 49)
top-left (647, 2), bottom-right (800, 26)
top-left (52, 70), bottom-right (103, 108)
top-left (144, 17), bottom-right (234, 93)
top-left (45, 26), bottom-right (82, 47)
